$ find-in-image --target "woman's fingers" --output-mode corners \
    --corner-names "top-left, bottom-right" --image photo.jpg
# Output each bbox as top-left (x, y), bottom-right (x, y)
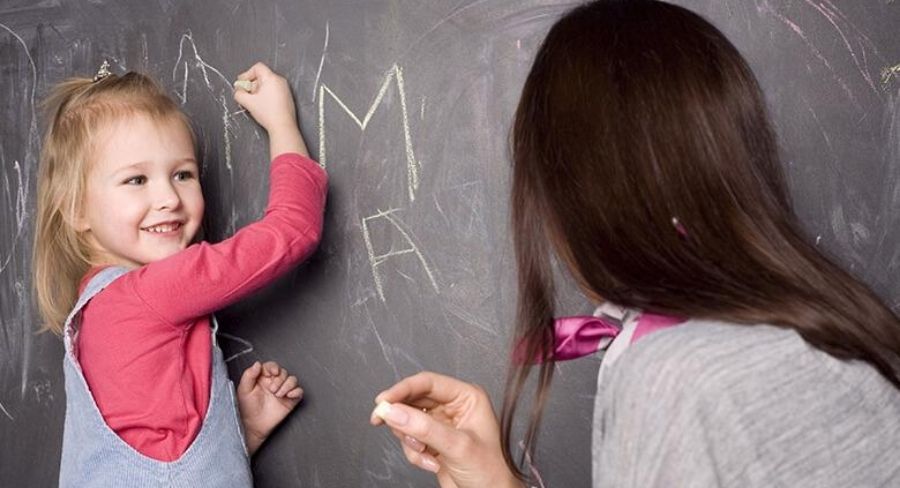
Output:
top-left (402, 433), bottom-right (427, 453)
top-left (375, 371), bottom-right (474, 406)
top-left (401, 442), bottom-right (441, 474)
top-left (378, 402), bottom-right (471, 458)
top-left (373, 373), bottom-right (515, 488)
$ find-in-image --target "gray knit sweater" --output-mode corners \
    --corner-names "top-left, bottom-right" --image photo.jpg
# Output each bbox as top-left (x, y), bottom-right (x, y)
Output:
top-left (592, 320), bottom-right (900, 487)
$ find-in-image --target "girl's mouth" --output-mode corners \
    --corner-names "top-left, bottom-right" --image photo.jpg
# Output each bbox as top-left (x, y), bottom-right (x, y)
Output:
top-left (142, 222), bottom-right (184, 235)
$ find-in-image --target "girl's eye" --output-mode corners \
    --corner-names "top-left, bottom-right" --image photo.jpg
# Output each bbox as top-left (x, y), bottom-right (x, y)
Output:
top-left (124, 175), bottom-right (146, 185)
top-left (174, 170), bottom-right (196, 181)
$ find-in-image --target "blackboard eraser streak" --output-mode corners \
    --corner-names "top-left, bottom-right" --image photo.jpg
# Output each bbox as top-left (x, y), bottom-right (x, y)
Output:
top-left (373, 401), bottom-right (392, 421)
top-left (233, 80), bottom-right (256, 92)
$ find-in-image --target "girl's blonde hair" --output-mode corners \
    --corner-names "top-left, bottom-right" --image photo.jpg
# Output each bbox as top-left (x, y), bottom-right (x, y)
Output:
top-left (34, 71), bottom-right (193, 334)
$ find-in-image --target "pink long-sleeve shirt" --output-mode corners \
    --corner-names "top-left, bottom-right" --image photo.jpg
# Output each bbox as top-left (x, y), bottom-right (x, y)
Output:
top-left (75, 153), bottom-right (327, 462)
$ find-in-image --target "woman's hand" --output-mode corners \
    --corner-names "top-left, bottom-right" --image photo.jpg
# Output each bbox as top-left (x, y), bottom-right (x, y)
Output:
top-left (371, 372), bottom-right (523, 488)
top-left (233, 62), bottom-right (309, 158)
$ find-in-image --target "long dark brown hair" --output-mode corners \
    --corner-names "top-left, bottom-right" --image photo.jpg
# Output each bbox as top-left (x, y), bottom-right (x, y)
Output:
top-left (501, 0), bottom-right (900, 480)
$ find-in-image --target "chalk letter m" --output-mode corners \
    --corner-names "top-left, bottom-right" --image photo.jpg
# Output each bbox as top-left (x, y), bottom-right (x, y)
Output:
top-left (317, 64), bottom-right (421, 202)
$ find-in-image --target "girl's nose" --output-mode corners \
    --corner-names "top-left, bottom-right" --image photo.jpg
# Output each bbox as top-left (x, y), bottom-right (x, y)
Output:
top-left (153, 181), bottom-right (181, 211)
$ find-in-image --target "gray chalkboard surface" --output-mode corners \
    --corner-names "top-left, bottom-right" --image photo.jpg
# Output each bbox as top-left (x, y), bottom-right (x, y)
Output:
top-left (2, 1), bottom-right (899, 486)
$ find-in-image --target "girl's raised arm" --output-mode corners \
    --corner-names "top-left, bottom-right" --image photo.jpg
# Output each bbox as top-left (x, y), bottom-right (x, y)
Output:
top-left (123, 62), bottom-right (327, 326)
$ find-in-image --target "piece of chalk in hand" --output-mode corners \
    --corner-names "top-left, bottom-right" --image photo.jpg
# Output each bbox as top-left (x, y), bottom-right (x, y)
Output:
top-left (233, 80), bottom-right (255, 92)
top-left (373, 401), bottom-right (392, 420)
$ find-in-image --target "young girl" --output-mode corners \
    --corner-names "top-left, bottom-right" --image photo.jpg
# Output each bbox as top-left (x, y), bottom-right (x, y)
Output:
top-left (34, 61), bottom-right (327, 486)
top-left (371, 1), bottom-right (900, 487)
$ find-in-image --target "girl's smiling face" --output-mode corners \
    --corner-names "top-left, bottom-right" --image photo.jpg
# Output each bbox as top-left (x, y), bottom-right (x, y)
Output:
top-left (77, 114), bottom-right (204, 268)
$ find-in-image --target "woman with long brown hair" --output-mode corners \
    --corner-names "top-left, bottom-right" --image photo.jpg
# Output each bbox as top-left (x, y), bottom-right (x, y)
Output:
top-left (370, 1), bottom-right (900, 486)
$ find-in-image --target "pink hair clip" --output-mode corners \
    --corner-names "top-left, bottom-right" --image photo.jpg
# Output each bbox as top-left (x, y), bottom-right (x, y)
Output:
top-left (671, 217), bottom-right (688, 237)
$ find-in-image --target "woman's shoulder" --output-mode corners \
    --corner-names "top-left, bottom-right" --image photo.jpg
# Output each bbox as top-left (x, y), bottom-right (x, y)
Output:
top-left (615, 320), bottom-right (803, 378)
top-left (603, 319), bottom-right (898, 409)
top-left (595, 322), bottom-right (900, 487)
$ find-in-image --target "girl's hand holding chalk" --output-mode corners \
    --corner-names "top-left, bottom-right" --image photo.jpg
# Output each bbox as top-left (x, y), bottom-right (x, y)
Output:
top-left (232, 62), bottom-right (309, 158)
top-left (370, 372), bottom-right (522, 488)
top-left (232, 62), bottom-right (297, 132)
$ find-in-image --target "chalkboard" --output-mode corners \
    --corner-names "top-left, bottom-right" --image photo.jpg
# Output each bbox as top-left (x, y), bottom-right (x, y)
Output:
top-left (2, 1), bottom-right (899, 486)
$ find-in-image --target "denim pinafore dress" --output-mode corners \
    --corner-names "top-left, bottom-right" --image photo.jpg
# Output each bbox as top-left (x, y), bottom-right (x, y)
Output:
top-left (59, 267), bottom-right (253, 487)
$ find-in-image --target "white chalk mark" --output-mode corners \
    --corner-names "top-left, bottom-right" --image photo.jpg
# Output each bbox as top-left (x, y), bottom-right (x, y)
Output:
top-left (420, 96), bottom-right (427, 120)
top-left (0, 22), bottom-right (38, 279)
top-left (172, 31), bottom-right (233, 106)
top-left (363, 301), bottom-right (399, 379)
top-left (433, 194), bottom-right (451, 228)
top-left (220, 95), bottom-right (233, 173)
top-left (395, 269), bottom-right (417, 284)
top-left (0, 401), bottom-right (12, 421)
top-left (140, 34), bottom-right (149, 70)
top-left (351, 291), bottom-right (377, 308)
top-left (803, 0), bottom-right (878, 94)
top-left (317, 64), bottom-right (422, 201)
top-left (0, 23), bottom-right (36, 115)
top-left (228, 207), bottom-right (239, 237)
top-left (312, 21), bottom-right (329, 102)
top-left (763, 4), bottom-right (859, 107)
top-left (394, 67), bottom-right (420, 202)
top-left (361, 208), bottom-right (439, 302)
top-left (317, 85), bottom-right (326, 168)
top-left (218, 332), bottom-right (255, 363)
top-left (1, 20), bottom-right (37, 400)
top-left (443, 300), bottom-right (495, 335)
top-left (180, 62), bottom-right (188, 104)
top-left (0, 161), bottom-right (26, 275)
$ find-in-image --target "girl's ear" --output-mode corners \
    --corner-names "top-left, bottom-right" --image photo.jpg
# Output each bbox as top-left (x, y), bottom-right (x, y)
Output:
top-left (69, 205), bottom-right (91, 232)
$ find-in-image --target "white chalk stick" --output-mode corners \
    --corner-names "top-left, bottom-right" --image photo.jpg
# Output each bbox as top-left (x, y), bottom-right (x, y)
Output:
top-left (233, 79), bottom-right (256, 92)
top-left (373, 401), bottom-right (392, 420)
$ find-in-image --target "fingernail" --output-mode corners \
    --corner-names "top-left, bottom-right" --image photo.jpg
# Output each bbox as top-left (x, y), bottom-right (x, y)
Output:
top-left (402, 435), bottom-right (425, 452)
top-left (420, 455), bottom-right (440, 473)
top-left (385, 406), bottom-right (409, 426)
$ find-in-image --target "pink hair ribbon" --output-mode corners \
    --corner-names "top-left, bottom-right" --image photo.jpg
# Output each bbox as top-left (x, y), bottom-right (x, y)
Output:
top-left (519, 312), bottom-right (685, 364)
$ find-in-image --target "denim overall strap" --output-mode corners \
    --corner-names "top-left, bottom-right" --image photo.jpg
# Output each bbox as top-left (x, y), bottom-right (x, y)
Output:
top-left (62, 266), bottom-right (130, 356)
top-left (59, 268), bottom-right (252, 487)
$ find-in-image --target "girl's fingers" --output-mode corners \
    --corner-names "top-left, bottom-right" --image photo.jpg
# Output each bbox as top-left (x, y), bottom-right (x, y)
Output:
top-left (237, 361), bottom-right (262, 395)
top-left (273, 368), bottom-right (289, 393)
top-left (233, 88), bottom-right (252, 107)
top-left (263, 361), bottom-right (280, 376)
top-left (251, 360), bottom-right (302, 396)
top-left (275, 375), bottom-right (299, 398)
top-left (236, 62), bottom-right (272, 82)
